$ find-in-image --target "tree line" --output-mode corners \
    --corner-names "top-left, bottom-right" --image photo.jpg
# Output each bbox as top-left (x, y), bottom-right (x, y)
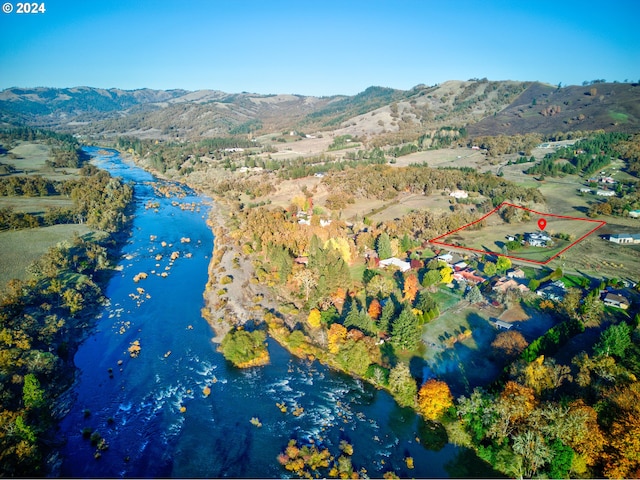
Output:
top-left (0, 166), bottom-right (133, 475)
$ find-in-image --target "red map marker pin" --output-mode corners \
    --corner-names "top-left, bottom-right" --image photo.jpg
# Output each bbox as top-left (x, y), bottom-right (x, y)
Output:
top-left (538, 218), bottom-right (547, 231)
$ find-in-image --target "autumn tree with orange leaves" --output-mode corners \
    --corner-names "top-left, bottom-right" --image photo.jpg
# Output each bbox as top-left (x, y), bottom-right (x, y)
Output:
top-left (368, 298), bottom-right (382, 320)
top-left (403, 274), bottom-right (419, 303)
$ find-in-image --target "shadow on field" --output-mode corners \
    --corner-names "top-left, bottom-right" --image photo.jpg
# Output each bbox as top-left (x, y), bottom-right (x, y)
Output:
top-left (426, 312), bottom-right (501, 397)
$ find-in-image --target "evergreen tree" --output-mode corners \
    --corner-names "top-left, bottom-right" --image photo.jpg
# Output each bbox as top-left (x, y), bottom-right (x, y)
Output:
top-left (391, 306), bottom-right (421, 351)
top-left (376, 233), bottom-right (392, 260)
top-left (378, 299), bottom-right (395, 334)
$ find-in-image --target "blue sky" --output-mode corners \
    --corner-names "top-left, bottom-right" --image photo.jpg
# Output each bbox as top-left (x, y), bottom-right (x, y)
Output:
top-left (0, 0), bottom-right (638, 96)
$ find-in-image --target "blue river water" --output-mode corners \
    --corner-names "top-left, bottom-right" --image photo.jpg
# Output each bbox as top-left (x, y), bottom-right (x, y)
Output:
top-left (58, 147), bottom-right (495, 478)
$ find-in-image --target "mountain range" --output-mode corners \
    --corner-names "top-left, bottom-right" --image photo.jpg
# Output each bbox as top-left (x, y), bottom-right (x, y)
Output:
top-left (1, 80), bottom-right (638, 141)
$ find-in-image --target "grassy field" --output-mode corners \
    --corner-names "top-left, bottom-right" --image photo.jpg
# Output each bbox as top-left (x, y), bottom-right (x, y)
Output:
top-left (0, 224), bottom-right (96, 290)
top-left (1, 196), bottom-right (74, 214)
top-left (0, 140), bottom-right (95, 292)
top-left (436, 203), bottom-right (605, 264)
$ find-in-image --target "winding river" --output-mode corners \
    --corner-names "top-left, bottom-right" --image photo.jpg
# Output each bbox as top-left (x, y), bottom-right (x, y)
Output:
top-left (58, 147), bottom-right (495, 478)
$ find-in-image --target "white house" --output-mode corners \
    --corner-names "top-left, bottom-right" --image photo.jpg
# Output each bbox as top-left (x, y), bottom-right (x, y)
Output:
top-left (379, 257), bottom-right (411, 273)
top-left (608, 233), bottom-right (640, 244)
top-left (525, 232), bottom-right (552, 247)
top-left (629, 210), bottom-right (640, 218)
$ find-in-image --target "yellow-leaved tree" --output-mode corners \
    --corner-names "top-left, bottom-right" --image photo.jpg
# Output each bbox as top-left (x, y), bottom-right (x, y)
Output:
top-left (417, 379), bottom-right (453, 420)
top-left (324, 237), bottom-right (352, 263)
top-left (307, 308), bottom-right (322, 328)
top-left (327, 323), bottom-right (347, 354)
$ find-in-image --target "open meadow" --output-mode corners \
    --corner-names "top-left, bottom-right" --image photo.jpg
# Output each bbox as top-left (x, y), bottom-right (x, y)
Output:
top-left (0, 224), bottom-right (96, 290)
top-left (436, 204), bottom-right (606, 264)
top-left (0, 140), bottom-right (90, 291)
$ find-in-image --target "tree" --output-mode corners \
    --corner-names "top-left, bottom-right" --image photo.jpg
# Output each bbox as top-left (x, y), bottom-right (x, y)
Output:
top-left (402, 274), bottom-right (419, 303)
top-left (491, 330), bottom-right (528, 359)
top-left (483, 261), bottom-right (497, 276)
top-left (366, 275), bottom-right (395, 299)
top-left (439, 266), bottom-right (454, 284)
top-left (220, 329), bottom-right (269, 367)
top-left (378, 299), bottom-right (395, 334)
top-left (368, 299), bottom-right (382, 320)
top-left (594, 322), bottom-right (632, 358)
top-left (512, 430), bottom-right (552, 478)
top-left (496, 256), bottom-right (511, 272)
top-left (293, 269), bottom-right (317, 302)
top-left (417, 379), bottom-right (453, 420)
top-left (464, 286), bottom-right (483, 304)
top-left (389, 362), bottom-right (417, 408)
top-left (559, 288), bottom-right (582, 320)
top-left (22, 374), bottom-right (45, 410)
top-left (391, 306), bottom-right (421, 351)
top-left (579, 294), bottom-right (604, 325)
top-left (327, 323), bottom-right (347, 354)
top-left (376, 233), bottom-right (392, 260)
top-left (422, 269), bottom-right (440, 287)
top-left (344, 307), bottom-right (376, 336)
top-left (307, 309), bottom-right (322, 329)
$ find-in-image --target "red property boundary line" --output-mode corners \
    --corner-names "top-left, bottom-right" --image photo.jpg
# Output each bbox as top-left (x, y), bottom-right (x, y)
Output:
top-left (429, 202), bottom-right (607, 265)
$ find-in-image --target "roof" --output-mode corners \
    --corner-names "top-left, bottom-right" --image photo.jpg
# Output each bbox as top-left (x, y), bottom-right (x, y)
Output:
top-left (494, 320), bottom-right (513, 329)
top-left (603, 292), bottom-right (630, 306)
top-left (379, 257), bottom-right (411, 272)
top-left (610, 233), bottom-right (640, 240)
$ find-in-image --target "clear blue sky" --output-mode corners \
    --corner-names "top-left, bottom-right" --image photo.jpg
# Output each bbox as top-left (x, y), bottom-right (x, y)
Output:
top-left (1, 0), bottom-right (638, 96)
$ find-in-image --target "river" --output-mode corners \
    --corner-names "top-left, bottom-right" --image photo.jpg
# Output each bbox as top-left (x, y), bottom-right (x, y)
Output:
top-left (58, 147), bottom-right (495, 478)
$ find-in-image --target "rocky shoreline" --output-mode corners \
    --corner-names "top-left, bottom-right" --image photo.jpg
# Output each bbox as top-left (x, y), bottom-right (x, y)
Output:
top-left (201, 202), bottom-right (277, 343)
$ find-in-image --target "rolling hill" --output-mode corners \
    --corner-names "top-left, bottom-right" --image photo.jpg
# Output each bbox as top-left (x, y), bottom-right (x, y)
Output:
top-left (1, 80), bottom-right (639, 141)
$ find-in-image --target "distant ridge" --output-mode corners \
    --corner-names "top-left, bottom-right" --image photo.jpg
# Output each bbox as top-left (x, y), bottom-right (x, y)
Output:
top-left (1, 81), bottom-right (639, 140)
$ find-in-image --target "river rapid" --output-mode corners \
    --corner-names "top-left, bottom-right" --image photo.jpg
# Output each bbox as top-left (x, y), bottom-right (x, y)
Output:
top-left (58, 147), bottom-right (493, 478)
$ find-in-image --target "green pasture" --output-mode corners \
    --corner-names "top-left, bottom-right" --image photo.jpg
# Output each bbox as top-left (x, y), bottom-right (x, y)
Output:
top-left (0, 224), bottom-right (96, 291)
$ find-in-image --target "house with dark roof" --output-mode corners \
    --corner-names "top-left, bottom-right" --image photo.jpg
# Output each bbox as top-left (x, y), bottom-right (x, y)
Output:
top-left (608, 233), bottom-right (640, 244)
top-left (602, 292), bottom-right (630, 310)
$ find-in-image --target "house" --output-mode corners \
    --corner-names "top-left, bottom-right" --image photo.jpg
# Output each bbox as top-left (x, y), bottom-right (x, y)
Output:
top-left (494, 320), bottom-right (514, 330)
top-left (449, 190), bottom-right (469, 199)
top-left (453, 261), bottom-right (468, 271)
top-left (492, 277), bottom-right (530, 294)
top-left (629, 210), bottom-right (640, 219)
top-left (379, 257), bottom-right (411, 273)
top-left (453, 269), bottom-right (485, 284)
top-left (525, 232), bottom-right (552, 247)
top-left (436, 253), bottom-right (453, 263)
top-left (536, 281), bottom-right (567, 302)
top-left (608, 233), bottom-right (640, 244)
top-left (506, 235), bottom-right (516, 242)
top-left (602, 292), bottom-right (630, 309)
top-left (507, 268), bottom-right (526, 279)
top-left (579, 188), bottom-right (591, 193)
top-left (596, 190), bottom-right (615, 197)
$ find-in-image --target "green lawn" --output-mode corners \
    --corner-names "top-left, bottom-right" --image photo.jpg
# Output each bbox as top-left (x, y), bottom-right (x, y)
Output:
top-left (432, 286), bottom-right (463, 311)
top-left (0, 224), bottom-right (96, 291)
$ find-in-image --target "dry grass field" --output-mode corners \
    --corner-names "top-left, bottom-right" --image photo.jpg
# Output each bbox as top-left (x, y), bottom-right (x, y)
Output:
top-left (435, 203), bottom-right (605, 264)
